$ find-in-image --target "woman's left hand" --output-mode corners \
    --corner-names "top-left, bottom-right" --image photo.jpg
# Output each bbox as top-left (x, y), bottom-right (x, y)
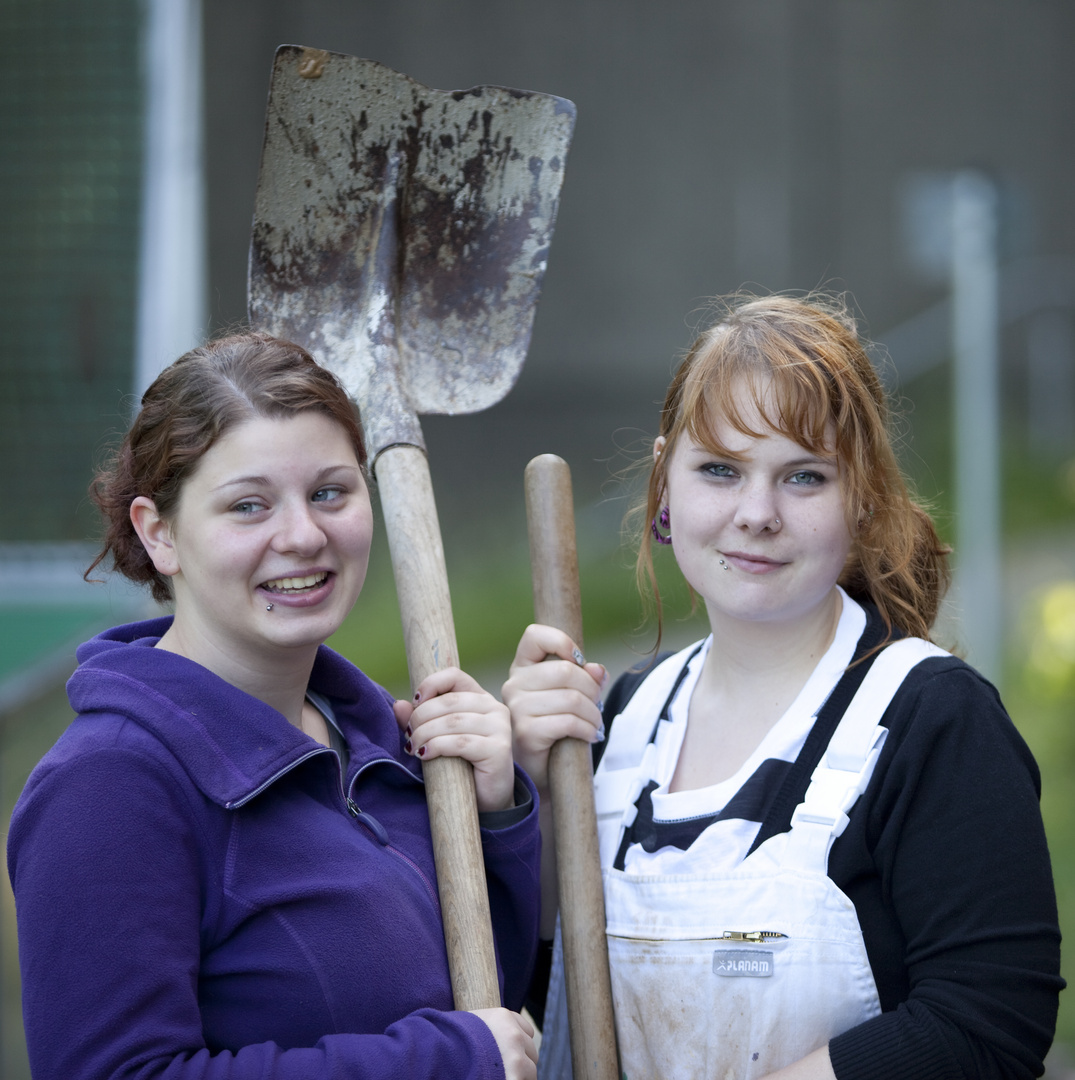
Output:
top-left (393, 669), bottom-right (516, 814)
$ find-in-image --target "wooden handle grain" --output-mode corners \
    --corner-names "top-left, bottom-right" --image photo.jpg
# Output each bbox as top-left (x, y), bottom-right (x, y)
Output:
top-left (524, 454), bottom-right (619, 1080)
top-left (375, 444), bottom-right (500, 1011)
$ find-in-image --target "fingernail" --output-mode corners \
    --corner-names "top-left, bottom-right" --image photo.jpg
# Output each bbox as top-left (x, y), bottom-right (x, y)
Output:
top-left (405, 724), bottom-right (412, 738)
top-left (404, 739), bottom-right (413, 754)
top-left (592, 722), bottom-right (606, 744)
top-left (413, 690), bottom-right (422, 703)
top-left (417, 745), bottom-right (426, 757)
top-left (572, 647), bottom-right (586, 666)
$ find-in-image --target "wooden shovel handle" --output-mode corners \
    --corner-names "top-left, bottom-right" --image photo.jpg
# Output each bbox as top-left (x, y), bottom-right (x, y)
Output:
top-left (524, 454), bottom-right (619, 1080)
top-left (375, 444), bottom-right (500, 1011)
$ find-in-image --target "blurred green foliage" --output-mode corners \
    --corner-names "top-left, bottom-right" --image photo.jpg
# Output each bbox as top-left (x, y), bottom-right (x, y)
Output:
top-left (0, 0), bottom-right (143, 542)
top-left (895, 362), bottom-right (1075, 541)
top-left (327, 514), bottom-right (707, 698)
top-left (1008, 582), bottom-right (1075, 1048)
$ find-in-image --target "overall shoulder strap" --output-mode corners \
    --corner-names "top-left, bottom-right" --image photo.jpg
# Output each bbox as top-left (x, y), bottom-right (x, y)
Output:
top-left (595, 640), bottom-right (704, 776)
top-left (825, 638), bottom-right (949, 771)
top-left (783, 637), bottom-right (949, 871)
top-left (591, 640), bottom-right (705, 867)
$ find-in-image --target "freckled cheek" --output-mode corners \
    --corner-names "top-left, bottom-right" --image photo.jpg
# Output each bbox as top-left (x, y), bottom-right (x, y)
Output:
top-left (669, 490), bottom-right (726, 526)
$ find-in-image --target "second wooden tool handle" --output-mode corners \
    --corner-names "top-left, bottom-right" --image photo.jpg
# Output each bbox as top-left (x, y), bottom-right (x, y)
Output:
top-left (377, 444), bottom-right (500, 1011)
top-left (524, 454), bottom-right (619, 1080)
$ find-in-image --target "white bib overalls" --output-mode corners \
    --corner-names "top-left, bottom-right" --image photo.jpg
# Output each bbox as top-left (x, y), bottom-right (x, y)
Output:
top-left (538, 637), bottom-right (946, 1080)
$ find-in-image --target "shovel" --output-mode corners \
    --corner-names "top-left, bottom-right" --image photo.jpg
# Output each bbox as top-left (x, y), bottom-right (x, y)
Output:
top-left (248, 45), bottom-right (575, 1010)
top-left (524, 455), bottom-right (618, 1080)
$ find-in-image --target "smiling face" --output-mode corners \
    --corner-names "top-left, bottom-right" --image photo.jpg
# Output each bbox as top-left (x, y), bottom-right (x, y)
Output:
top-left (140, 411), bottom-right (373, 674)
top-left (660, 379), bottom-right (853, 633)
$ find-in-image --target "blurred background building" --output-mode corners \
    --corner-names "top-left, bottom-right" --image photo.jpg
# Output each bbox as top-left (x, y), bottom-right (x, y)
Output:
top-left (3, 0), bottom-right (1075, 1073)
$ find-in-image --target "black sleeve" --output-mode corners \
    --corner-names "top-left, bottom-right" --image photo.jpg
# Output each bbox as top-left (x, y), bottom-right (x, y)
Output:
top-left (826, 659), bottom-right (1064, 1080)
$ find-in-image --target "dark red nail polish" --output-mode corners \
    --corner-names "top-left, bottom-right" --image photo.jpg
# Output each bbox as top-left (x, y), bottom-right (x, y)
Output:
top-left (417, 746), bottom-right (426, 757)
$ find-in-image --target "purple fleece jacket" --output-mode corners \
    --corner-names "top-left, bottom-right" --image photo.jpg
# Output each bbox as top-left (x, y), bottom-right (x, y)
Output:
top-left (8, 618), bottom-right (541, 1080)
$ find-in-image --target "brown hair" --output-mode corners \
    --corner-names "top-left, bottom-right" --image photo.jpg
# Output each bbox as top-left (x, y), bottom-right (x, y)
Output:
top-left (87, 332), bottom-right (366, 603)
top-left (638, 293), bottom-right (950, 648)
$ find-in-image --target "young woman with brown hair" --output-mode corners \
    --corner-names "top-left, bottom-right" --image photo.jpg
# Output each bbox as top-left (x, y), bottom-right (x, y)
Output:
top-left (9, 332), bottom-right (541, 1080)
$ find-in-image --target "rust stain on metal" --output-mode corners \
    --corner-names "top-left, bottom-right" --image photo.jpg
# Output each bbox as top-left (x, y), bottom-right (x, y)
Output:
top-left (248, 46), bottom-right (575, 458)
top-left (298, 48), bottom-right (329, 79)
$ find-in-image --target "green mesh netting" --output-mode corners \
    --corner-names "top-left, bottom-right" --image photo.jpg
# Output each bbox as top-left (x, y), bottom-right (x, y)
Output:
top-left (0, 0), bottom-right (143, 541)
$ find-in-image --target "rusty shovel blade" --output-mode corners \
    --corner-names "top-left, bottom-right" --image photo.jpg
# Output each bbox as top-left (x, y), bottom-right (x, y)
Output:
top-left (248, 45), bottom-right (576, 457)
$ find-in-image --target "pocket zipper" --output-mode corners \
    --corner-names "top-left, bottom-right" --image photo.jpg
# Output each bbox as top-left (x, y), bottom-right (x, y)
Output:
top-left (721, 930), bottom-right (788, 942)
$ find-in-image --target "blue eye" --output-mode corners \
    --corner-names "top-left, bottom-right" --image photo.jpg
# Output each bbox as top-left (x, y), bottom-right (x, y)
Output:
top-left (702, 462), bottom-right (737, 478)
top-left (232, 501), bottom-right (264, 514)
top-left (312, 486), bottom-right (343, 503)
top-left (788, 470), bottom-right (824, 486)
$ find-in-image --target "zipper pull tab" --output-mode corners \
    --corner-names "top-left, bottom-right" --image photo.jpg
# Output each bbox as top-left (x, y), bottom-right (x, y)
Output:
top-left (721, 930), bottom-right (788, 943)
top-left (347, 799), bottom-right (390, 845)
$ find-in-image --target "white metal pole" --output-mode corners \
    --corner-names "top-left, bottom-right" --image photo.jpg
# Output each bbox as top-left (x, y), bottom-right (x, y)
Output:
top-left (951, 170), bottom-right (1003, 680)
top-left (133, 0), bottom-right (207, 401)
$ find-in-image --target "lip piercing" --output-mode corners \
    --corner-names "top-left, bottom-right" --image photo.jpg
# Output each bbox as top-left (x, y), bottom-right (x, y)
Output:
top-left (718, 558), bottom-right (731, 571)
top-left (266, 604), bottom-right (274, 611)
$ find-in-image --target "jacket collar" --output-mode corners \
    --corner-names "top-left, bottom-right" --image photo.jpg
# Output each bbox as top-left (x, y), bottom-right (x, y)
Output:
top-left (68, 618), bottom-right (414, 808)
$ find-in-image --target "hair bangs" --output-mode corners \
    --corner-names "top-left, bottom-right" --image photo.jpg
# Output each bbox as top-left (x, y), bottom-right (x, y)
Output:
top-left (679, 332), bottom-right (838, 461)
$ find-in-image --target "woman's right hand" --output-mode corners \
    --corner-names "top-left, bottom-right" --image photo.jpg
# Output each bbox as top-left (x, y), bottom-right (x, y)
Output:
top-left (470, 1008), bottom-right (538, 1080)
top-left (501, 624), bottom-right (607, 794)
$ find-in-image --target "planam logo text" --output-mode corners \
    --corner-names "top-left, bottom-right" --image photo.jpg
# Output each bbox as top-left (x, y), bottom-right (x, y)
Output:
top-left (712, 949), bottom-right (774, 978)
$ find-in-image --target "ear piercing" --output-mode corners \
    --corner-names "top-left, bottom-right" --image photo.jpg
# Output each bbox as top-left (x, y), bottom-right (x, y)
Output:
top-left (651, 506), bottom-right (672, 545)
